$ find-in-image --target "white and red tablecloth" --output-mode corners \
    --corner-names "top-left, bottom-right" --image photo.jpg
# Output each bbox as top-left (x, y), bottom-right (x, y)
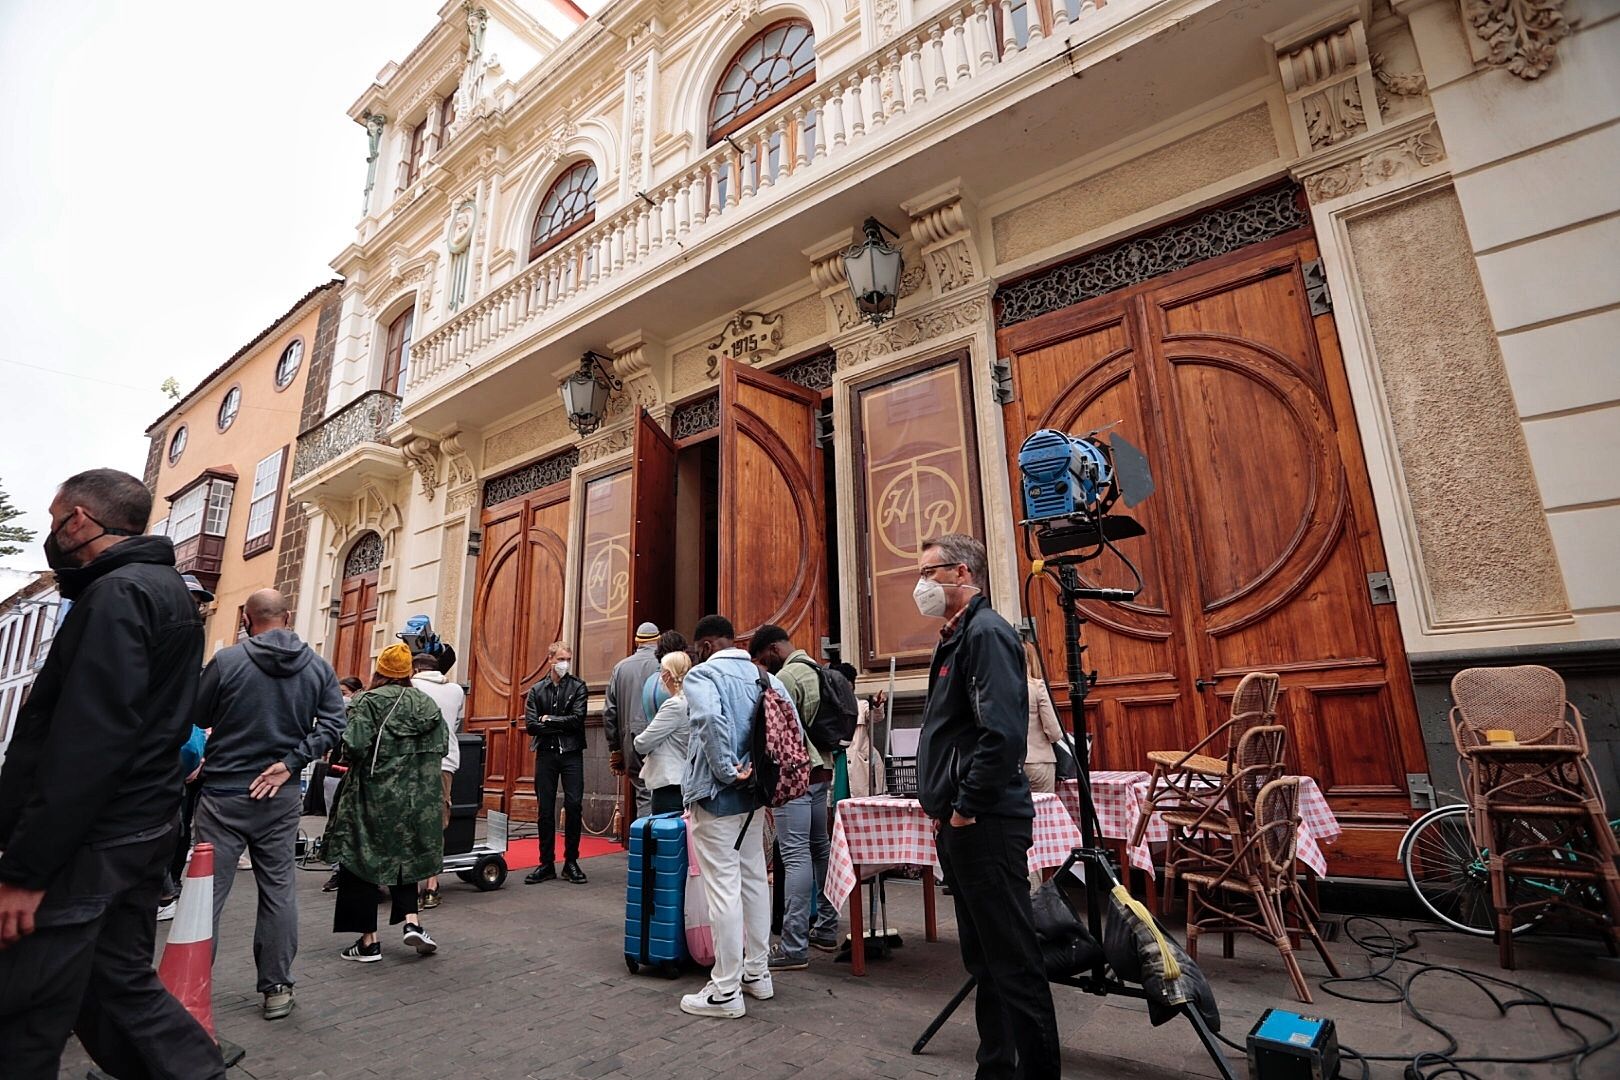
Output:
top-left (823, 792), bottom-right (1084, 909)
top-left (1059, 773), bottom-right (1340, 877)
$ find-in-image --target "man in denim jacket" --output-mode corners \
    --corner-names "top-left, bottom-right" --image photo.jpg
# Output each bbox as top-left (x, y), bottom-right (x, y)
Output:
top-left (678, 614), bottom-right (798, 1018)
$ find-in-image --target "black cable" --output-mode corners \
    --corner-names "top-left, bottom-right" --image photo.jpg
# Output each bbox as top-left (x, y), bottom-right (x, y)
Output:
top-left (1207, 916), bottom-right (1617, 1080)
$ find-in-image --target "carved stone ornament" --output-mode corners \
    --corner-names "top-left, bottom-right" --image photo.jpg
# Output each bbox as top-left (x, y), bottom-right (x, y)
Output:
top-left (705, 311), bottom-right (784, 378)
top-left (446, 486), bottom-right (480, 514)
top-left (578, 425), bottom-right (633, 464)
top-left (927, 240), bottom-right (977, 294)
top-left (837, 295), bottom-right (989, 370)
top-left (1463, 0), bottom-right (1569, 79)
top-left (1302, 121), bottom-right (1447, 202)
top-left (441, 430), bottom-right (476, 486)
top-left (400, 435), bottom-right (443, 500)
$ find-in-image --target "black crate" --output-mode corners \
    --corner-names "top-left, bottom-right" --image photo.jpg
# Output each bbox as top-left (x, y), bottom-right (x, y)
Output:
top-left (887, 757), bottom-right (918, 797)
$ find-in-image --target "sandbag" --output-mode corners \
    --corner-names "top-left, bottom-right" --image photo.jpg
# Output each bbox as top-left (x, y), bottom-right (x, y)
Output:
top-left (1102, 884), bottom-right (1220, 1030)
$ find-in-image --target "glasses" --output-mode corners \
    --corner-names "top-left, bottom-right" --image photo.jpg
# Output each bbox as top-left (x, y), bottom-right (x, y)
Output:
top-left (917, 561), bottom-right (962, 580)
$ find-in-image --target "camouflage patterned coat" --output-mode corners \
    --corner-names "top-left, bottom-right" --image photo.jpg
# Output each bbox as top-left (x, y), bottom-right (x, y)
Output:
top-left (325, 684), bottom-right (448, 885)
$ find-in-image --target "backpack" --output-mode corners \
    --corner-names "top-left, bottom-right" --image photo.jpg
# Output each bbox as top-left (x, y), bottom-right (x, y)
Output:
top-left (789, 657), bottom-right (860, 753)
top-left (746, 672), bottom-right (811, 808)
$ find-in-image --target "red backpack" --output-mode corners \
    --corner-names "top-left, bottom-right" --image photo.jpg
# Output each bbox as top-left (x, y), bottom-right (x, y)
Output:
top-left (747, 673), bottom-right (811, 808)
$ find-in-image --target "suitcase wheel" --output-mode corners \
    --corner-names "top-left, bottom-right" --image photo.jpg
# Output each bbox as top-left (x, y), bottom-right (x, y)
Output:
top-left (625, 955), bottom-right (640, 975)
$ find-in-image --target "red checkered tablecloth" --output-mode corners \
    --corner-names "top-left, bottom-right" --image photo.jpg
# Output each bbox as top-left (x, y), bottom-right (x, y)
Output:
top-left (1059, 774), bottom-right (1341, 877)
top-left (823, 793), bottom-right (1083, 910)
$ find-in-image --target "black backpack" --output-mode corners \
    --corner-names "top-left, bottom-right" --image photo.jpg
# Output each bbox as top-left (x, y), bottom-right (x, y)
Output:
top-left (789, 657), bottom-right (860, 753)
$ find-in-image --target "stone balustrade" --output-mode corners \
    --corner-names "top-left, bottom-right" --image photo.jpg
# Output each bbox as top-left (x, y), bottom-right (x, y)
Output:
top-left (292, 390), bottom-right (403, 481)
top-left (406, 0), bottom-right (1111, 397)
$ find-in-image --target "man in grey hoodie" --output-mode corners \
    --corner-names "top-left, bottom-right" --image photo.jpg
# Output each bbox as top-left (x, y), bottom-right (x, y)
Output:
top-left (191, 589), bottom-right (345, 1020)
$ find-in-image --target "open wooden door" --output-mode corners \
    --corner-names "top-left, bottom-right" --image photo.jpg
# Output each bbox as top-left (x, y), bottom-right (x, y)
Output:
top-left (717, 358), bottom-right (827, 651)
top-left (629, 408), bottom-right (678, 649)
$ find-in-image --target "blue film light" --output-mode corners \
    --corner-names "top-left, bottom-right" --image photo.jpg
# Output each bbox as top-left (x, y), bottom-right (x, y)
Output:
top-left (1018, 429), bottom-right (1113, 521)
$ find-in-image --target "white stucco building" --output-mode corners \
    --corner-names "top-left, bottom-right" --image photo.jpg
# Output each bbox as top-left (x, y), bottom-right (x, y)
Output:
top-left (0, 573), bottom-right (62, 770)
top-left (286, 0), bottom-right (1620, 871)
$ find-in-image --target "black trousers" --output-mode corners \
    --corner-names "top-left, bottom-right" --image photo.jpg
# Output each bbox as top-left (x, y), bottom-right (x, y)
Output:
top-left (936, 814), bottom-right (1061, 1079)
top-left (649, 785), bottom-right (683, 815)
top-left (0, 825), bottom-right (226, 1080)
top-left (162, 782), bottom-right (202, 899)
top-left (331, 868), bottom-right (418, 934)
top-left (534, 748), bottom-right (584, 865)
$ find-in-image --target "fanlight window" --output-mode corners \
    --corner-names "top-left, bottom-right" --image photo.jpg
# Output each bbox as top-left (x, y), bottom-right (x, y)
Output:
top-left (529, 161), bottom-right (599, 261)
top-left (708, 21), bottom-right (816, 144)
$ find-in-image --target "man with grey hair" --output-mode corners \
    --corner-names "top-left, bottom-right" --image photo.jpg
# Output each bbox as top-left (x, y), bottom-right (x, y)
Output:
top-left (604, 622), bottom-right (661, 820)
top-left (0, 468), bottom-right (225, 1078)
top-left (192, 587), bottom-right (345, 1020)
top-left (914, 533), bottom-right (1059, 1077)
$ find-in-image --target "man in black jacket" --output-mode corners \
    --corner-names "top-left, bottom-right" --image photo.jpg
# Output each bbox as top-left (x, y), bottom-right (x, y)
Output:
top-left (524, 642), bottom-right (590, 884)
top-left (0, 469), bottom-right (226, 1080)
top-left (915, 533), bottom-right (1060, 1079)
top-left (192, 587), bottom-right (345, 1020)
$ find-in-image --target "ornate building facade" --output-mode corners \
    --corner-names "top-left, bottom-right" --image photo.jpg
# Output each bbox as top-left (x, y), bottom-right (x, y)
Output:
top-left (289, 0), bottom-right (1619, 868)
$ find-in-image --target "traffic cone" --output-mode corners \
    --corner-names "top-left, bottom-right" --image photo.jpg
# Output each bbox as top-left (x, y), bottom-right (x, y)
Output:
top-left (158, 841), bottom-right (216, 1037)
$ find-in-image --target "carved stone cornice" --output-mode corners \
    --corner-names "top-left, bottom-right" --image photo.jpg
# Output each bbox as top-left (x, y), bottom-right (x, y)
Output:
top-left (1295, 115), bottom-right (1447, 203)
top-left (400, 434), bottom-right (443, 500)
top-left (578, 425), bottom-right (632, 465)
top-left (833, 287), bottom-right (992, 371)
top-left (1461, 0), bottom-right (1569, 79)
top-left (440, 427), bottom-right (478, 487)
top-left (1273, 14), bottom-right (1384, 153)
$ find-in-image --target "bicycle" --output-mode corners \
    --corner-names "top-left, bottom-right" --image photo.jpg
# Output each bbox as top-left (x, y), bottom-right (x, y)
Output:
top-left (1399, 801), bottom-right (1620, 936)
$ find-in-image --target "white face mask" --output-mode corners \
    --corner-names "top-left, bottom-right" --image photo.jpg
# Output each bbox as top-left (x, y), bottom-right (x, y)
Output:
top-left (913, 577), bottom-right (948, 619)
top-left (553, 660), bottom-right (571, 677)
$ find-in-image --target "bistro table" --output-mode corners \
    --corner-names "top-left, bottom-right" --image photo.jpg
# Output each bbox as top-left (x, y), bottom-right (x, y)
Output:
top-left (824, 792), bottom-right (1085, 975)
top-left (1056, 771), bottom-right (1160, 909)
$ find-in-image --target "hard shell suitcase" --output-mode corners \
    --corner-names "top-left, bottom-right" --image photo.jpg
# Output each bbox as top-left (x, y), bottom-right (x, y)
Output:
top-left (624, 812), bottom-right (688, 977)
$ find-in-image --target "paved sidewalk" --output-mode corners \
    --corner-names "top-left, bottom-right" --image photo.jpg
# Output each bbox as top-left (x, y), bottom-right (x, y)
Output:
top-left (59, 827), bottom-right (1620, 1079)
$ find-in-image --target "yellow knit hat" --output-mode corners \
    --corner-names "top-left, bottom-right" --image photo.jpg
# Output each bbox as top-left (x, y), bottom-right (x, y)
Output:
top-left (376, 643), bottom-right (414, 679)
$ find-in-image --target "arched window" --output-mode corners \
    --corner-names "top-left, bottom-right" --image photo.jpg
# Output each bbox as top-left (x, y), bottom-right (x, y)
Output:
top-left (708, 20), bottom-right (816, 145)
top-left (529, 161), bottom-right (599, 262)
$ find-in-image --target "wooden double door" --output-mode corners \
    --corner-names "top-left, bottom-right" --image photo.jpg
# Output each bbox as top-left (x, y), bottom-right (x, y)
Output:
top-left (332, 572), bottom-right (377, 684)
top-left (1000, 236), bottom-right (1427, 876)
top-left (465, 357), bottom-right (829, 819)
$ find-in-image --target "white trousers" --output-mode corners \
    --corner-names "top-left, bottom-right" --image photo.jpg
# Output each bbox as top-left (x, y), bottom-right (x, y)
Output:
top-left (688, 802), bottom-right (770, 996)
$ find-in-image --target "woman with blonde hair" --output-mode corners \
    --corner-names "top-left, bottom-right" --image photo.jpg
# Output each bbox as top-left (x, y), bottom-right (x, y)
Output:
top-left (634, 651), bottom-right (692, 814)
top-left (1022, 641), bottom-right (1064, 794)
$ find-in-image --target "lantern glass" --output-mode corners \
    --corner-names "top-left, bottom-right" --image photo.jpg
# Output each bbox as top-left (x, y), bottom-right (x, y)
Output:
top-left (560, 366), bottom-right (608, 432)
top-left (843, 219), bottom-right (903, 324)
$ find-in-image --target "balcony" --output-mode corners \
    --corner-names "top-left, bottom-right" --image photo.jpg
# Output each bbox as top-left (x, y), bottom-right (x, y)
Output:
top-left (289, 390), bottom-right (406, 502)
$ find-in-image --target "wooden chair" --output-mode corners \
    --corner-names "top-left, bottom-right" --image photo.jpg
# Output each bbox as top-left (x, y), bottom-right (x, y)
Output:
top-left (1450, 665), bottom-right (1620, 968)
top-left (1182, 777), bottom-right (1340, 1003)
top-left (1161, 724), bottom-right (1289, 884)
top-left (1132, 672), bottom-right (1282, 853)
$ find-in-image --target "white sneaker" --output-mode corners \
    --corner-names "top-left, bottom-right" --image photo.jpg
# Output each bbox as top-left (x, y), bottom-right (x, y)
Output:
top-left (680, 983), bottom-right (746, 1018)
top-left (156, 901), bottom-right (178, 922)
top-left (403, 923), bottom-right (437, 956)
top-left (740, 972), bottom-right (774, 1000)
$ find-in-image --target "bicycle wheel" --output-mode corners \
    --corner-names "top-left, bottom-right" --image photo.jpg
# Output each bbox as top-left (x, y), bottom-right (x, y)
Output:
top-left (1401, 804), bottom-right (1543, 936)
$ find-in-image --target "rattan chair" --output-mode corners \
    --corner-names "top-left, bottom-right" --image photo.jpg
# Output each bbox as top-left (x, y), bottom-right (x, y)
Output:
top-left (1161, 724), bottom-right (1289, 883)
top-left (1132, 672), bottom-right (1282, 851)
top-left (1182, 777), bottom-right (1340, 1003)
top-left (1450, 665), bottom-right (1620, 968)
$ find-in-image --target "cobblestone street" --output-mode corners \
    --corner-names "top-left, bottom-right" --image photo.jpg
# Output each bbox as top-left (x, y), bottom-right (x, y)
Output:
top-left (58, 829), bottom-right (1620, 1080)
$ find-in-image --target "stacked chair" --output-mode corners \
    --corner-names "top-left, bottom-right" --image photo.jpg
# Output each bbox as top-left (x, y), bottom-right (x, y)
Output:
top-left (1449, 665), bottom-right (1620, 968)
top-left (1136, 672), bottom-right (1340, 1003)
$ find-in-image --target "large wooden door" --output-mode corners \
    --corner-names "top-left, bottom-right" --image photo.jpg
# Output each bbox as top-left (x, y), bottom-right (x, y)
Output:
top-left (333, 575), bottom-right (378, 683)
top-left (629, 408), bottom-right (678, 648)
top-left (1001, 237), bottom-right (1428, 876)
top-left (717, 358), bottom-right (827, 651)
top-left (466, 486), bottom-right (569, 819)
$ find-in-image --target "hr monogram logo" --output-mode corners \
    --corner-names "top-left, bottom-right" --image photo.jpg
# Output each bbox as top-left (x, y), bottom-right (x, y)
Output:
top-left (877, 459), bottom-right (963, 559)
top-left (585, 540), bottom-right (629, 617)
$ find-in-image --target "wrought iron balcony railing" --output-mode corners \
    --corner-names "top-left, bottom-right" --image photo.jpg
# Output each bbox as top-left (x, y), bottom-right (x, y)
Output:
top-left (291, 390), bottom-right (402, 481)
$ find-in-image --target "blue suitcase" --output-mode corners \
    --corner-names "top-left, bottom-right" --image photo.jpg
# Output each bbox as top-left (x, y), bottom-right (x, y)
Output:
top-left (624, 812), bottom-right (688, 977)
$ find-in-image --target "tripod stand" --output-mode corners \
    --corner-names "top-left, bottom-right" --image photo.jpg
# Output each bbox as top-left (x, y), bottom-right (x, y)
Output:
top-left (910, 559), bottom-right (1236, 1080)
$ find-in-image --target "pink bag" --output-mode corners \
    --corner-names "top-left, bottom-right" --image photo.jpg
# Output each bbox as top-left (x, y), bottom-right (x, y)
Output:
top-left (683, 813), bottom-right (716, 966)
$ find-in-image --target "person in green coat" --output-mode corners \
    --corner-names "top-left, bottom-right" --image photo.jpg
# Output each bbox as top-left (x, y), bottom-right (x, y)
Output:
top-left (326, 643), bottom-right (447, 962)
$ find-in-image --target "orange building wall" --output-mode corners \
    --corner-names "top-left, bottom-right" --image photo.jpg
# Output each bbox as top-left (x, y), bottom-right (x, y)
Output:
top-left (147, 300), bottom-right (324, 658)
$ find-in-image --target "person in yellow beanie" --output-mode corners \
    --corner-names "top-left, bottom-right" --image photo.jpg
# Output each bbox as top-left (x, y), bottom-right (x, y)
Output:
top-left (324, 643), bottom-right (448, 962)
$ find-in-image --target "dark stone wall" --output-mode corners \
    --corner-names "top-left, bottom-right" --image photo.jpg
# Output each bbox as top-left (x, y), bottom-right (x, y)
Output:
top-left (272, 288), bottom-right (344, 610)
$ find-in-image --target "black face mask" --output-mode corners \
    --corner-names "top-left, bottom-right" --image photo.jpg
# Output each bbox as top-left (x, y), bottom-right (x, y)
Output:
top-left (43, 511), bottom-right (137, 571)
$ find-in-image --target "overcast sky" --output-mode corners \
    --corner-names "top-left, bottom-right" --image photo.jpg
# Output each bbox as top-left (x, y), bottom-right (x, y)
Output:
top-left (0, 2), bottom-right (432, 571)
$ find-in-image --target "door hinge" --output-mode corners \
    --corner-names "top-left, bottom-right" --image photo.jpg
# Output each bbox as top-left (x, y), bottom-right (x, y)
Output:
top-left (816, 410), bottom-right (835, 446)
top-left (1407, 772), bottom-right (1436, 810)
top-left (991, 357), bottom-right (1016, 405)
top-left (1303, 259), bottom-right (1332, 315)
top-left (1367, 571), bottom-right (1395, 606)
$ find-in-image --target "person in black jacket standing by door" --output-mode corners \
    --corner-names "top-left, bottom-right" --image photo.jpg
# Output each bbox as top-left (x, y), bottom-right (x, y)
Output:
top-left (0, 469), bottom-right (226, 1080)
top-left (524, 642), bottom-right (590, 885)
top-left (914, 533), bottom-right (1060, 1079)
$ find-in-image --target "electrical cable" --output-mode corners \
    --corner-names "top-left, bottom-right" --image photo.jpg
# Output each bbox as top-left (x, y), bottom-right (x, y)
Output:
top-left (1205, 916), bottom-right (1618, 1080)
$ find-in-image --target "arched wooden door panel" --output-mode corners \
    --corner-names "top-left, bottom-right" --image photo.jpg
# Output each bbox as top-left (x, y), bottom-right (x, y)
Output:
top-left (718, 358), bottom-right (826, 652)
top-left (1002, 237), bottom-right (1429, 876)
top-left (467, 485), bottom-right (570, 819)
top-left (333, 532), bottom-right (382, 683)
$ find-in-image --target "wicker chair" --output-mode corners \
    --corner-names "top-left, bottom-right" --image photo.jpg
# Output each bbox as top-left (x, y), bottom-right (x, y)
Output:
top-left (1450, 665), bottom-right (1620, 968)
top-left (1161, 724), bottom-right (1289, 884)
top-left (1132, 672), bottom-right (1282, 852)
top-left (1182, 777), bottom-right (1340, 1003)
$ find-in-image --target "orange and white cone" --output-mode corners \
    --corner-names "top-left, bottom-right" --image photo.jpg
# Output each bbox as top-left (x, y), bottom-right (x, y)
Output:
top-left (158, 841), bottom-right (216, 1037)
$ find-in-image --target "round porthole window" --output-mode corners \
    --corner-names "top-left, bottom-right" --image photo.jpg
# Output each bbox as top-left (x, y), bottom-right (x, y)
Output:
top-left (218, 386), bottom-right (241, 431)
top-left (275, 340), bottom-right (303, 389)
top-left (168, 425), bottom-right (188, 464)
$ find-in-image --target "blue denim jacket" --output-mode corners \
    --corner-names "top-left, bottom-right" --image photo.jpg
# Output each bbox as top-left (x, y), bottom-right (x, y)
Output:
top-left (681, 648), bottom-right (798, 813)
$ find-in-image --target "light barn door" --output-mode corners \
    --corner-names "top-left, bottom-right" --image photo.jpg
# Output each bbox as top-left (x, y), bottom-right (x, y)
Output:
top-left (717, 358), bottom-right (827, 652)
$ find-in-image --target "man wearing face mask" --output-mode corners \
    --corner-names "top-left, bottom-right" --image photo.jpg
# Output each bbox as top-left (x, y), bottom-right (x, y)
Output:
top-left (914, 533), bottom-right (1060, 1079)
top-left (0, 469), bottom-right (226, 1079)
top-left (523, 642), bottom-right (590, 885)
